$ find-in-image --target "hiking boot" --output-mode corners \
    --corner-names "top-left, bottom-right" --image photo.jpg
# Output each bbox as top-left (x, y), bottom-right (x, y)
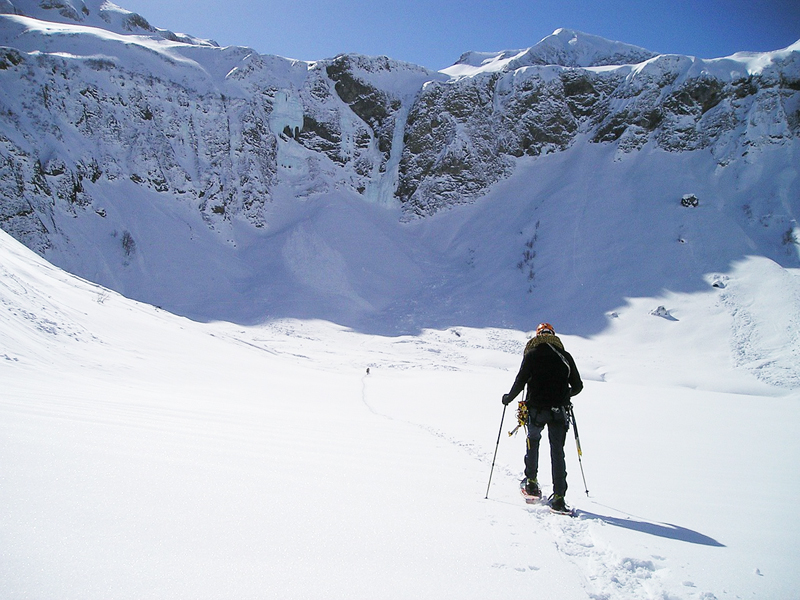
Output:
top-left (521, 478), bottom-right (541, 497)
top-left (549, 494), bottom-right (569, 512)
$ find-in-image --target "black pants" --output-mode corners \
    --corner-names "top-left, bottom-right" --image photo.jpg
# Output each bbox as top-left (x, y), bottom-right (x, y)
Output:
top-left (525, 407), bottom-right (569, 497)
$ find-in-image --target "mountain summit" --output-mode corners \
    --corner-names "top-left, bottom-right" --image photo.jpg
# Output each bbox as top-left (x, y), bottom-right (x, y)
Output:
top-left (444, 28), bottom-right (658, 76)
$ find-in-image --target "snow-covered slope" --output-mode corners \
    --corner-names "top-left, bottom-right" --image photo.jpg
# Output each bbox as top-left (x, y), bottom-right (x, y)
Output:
top-left (0, 0), bottom-right (217, 46)
top-left (2, 209), bottom-right (799, 600)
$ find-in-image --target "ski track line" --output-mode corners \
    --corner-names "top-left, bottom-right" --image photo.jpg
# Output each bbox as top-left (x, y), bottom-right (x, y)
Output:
top-left (361, 374), bottom-right (714, 600)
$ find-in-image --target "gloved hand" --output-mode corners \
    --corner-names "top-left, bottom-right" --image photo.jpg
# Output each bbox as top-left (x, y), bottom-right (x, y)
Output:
top-left (502, 394), bottom-right (513, 405)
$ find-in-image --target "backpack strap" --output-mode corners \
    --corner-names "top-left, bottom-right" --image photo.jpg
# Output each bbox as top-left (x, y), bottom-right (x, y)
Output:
top-left (547, 343), bottom-right (571, 378)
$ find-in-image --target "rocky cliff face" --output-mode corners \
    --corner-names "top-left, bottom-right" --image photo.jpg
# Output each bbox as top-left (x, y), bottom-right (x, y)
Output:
top-left (398, 31), bottom-right (800, 215)
top-left (0, 1), bottom-right (448, 253)
top-left (0, 1), bottom-right (798, 252)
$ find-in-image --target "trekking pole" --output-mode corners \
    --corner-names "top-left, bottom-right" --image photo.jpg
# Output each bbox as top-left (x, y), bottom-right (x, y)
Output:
top-left (485, 403), bottom-right (507, 499)
top-left (568, 406), bottom-right (590, 496)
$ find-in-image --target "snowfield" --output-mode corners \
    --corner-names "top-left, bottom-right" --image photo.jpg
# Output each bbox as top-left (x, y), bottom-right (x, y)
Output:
top-left (2, 225), bottom-right (799, 599)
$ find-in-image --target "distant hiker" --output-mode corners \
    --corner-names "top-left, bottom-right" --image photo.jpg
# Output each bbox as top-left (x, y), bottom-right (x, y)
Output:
top-left (366, 368), bottom-right (370, 375)
top-left (502, 323), bottom-right (583, 513)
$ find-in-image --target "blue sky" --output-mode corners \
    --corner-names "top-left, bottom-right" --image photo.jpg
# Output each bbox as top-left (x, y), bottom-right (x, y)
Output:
top-left (120, 0), bottom-right (799, 70)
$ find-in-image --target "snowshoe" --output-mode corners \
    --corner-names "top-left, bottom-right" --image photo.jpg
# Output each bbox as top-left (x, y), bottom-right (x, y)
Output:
top-left (520, 478), bottom-right (542, 504)
top-left (548, 494), bottom-right (574, 516)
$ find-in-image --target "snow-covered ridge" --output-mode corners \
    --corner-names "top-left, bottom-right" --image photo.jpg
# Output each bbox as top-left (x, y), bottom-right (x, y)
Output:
top-left (442, 28), bottom-right (658, 77)
top-left (1, 0), bottom-right (217, 47)
top-left (442, 27), bottom-right (800, 80)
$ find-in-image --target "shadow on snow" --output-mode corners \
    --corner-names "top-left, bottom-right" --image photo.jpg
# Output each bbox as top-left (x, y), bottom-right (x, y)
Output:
top-left (577, 509), bottom-right (725, 547)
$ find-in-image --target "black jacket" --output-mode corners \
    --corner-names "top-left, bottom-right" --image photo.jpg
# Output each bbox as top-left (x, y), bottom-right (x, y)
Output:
top-left (507, 340), bottom-right (583, 409)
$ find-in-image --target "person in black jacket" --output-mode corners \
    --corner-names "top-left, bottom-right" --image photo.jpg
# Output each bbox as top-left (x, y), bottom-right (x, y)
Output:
top-left (502, 323), bottom-right (583, 512)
